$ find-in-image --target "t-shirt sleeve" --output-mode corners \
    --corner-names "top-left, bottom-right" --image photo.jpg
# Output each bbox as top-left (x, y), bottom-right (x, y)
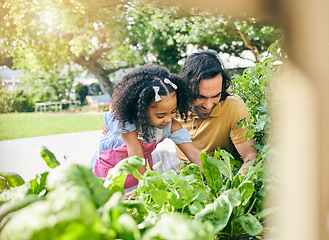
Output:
top-left (169, 127), bottom-right (192, 144)
top-left (230, 98), bottom-right (250, 144)
top-left (104, 111), bottom-right (136, 134)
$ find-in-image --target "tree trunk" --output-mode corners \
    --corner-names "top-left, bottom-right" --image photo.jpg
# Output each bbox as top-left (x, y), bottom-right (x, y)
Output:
top-left (72, 55), bottom-right (114, 95)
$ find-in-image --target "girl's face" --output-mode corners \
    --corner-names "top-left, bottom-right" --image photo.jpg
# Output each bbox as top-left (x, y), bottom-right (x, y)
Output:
top-left (148, 92), bottom-right (177, 129)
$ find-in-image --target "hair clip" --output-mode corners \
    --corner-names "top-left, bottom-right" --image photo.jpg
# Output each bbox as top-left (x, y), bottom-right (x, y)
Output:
top-left (153, 86), bottom-right (161, 102)
top-left (164, 78), bottom-right (177, 90)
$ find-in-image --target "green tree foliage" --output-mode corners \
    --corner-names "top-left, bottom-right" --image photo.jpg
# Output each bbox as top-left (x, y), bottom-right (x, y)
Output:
top-left (1, 0), bottom-right (281, 96)
top-left (0, 0), bottom-right (139, 95)
top-left (126, 0), bottom-right (281, 72)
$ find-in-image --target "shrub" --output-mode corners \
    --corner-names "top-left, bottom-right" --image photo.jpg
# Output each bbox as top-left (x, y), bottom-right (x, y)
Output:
top-left (0, 88), bottom-right (35, 113)
top-left (231, 40), bottom-right (283, 162)
top-left (74, 83), bottom-right (88, 104)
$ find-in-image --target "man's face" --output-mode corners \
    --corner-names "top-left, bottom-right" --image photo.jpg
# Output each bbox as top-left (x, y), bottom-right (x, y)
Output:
top-left (193, 74), bottom-right (223, 120)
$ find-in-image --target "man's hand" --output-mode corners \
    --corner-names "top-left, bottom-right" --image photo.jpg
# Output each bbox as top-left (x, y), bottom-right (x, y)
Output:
top-left (238, 160), bottom-right (250, 176)
top-left (102, 121), bottom-right (109, 135)
top-left (235, 138), bottom-right (258, 176)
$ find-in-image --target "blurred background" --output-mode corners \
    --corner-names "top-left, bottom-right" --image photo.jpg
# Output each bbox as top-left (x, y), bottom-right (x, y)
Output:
top-left (0, 0), bottom-right (328, 240)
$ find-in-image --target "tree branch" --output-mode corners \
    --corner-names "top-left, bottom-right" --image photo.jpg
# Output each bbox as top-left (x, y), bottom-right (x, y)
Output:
top-left (90, 47), bottom-right (112, 60)
top-left (106, 63), bottom-right (135, 74)
top-left (236, 30), bottom-right (261, 62)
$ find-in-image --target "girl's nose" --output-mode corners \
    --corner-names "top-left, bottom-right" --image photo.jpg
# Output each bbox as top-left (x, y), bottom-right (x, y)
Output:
top-left (165, 115), bottom-right (172, 122)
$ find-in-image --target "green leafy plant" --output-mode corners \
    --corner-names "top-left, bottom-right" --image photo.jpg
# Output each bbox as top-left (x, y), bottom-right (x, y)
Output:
top-left (0, 41), bottom-right (281, 240)
top-left (0, 88), bottom-right (35, 113)
top-left (231, 40), bottom-right (283, 163)
top-left (0, 144), bottom-right (275, 240)
top-left (0, 150), bottom-right (215, 240)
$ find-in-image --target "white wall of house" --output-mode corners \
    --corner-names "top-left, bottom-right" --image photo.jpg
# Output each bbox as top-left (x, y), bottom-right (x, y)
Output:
top-left (0, 66), bottom-right (22, 92)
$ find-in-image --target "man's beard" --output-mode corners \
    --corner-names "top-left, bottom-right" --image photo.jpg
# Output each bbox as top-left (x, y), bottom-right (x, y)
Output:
top-left (193, 104), bottom-right (214, 120)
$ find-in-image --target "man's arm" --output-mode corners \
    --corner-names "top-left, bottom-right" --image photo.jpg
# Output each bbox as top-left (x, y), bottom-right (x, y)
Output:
top-left (234, 138), bottom-right (258, 174)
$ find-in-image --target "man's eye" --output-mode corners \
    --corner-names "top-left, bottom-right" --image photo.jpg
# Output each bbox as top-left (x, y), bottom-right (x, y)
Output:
top-left (157, 115), bottom-right (165, 119)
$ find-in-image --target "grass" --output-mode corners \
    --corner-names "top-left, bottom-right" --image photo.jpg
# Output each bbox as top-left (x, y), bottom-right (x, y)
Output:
top-left (0, 112), bottom-right (105, 141)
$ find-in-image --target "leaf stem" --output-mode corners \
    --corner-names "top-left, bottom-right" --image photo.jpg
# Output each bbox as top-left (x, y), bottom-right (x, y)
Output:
top-left (247, 197), bottom-right (257, 214)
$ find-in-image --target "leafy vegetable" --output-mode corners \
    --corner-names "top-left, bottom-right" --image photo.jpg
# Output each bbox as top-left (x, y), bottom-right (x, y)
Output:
top-left (103, 156), bottom-right (144, 193)
top-left (0, 172), bottom-right (25, 191)
top-left (200, 153), bottom-right (222, 198)
top-left (40, 146), bottom-right (60, 168)
top-left (142, 213), bottom-right (214, 240)
top-left (236, 213), bottom-right (263, 236)
top-left (195, 193), bottom-right (234, 234)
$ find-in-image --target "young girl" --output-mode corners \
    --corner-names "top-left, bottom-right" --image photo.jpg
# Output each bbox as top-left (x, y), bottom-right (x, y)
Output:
top-left (91, 65), bottom-right (203, 189)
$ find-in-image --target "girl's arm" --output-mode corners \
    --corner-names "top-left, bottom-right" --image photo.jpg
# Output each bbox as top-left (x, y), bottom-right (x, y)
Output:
top-left (176, 142), bottom-right (203, 171)
top-left (121, 130), bottom-right (146, 175)
top-left (171, 119), bottom-right (203, 171)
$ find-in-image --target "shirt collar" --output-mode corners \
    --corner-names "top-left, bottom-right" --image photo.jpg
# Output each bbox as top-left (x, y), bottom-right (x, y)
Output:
top-left (209, 102), bottom-right (222, 117)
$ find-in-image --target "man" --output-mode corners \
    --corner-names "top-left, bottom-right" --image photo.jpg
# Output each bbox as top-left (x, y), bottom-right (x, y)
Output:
top-left (102, 50), bottom-right (257, 174)
top-left (176, 50), bottom-right (257, 172)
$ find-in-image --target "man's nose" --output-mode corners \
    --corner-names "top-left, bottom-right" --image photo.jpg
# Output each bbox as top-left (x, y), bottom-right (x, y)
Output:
top-left (203, 98), bottom-right (213, 109)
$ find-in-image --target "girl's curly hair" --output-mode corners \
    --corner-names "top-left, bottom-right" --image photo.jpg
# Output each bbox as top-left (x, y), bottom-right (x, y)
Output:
top-left (111, 64), bottom-right (191, 141)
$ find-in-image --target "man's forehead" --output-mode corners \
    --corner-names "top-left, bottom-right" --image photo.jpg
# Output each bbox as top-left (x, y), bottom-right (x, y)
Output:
top-left (199, 75), bottom-right (222, 90)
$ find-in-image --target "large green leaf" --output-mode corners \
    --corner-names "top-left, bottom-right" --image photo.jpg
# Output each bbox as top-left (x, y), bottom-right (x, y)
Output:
top-left (189, 201), bottom-right (203, 215)
top-left (0, 172), bottom-right (25, 190)
top-left (162, 170), bottom-right (177, 185)
top-left (102, 192), bottom-right (141, 239)
top-left (200, 153), bottom-right (222, 197)
top-left (143, 213), bottom-right (214, 240)
top-left (232, 173), bottom-right (243, 189)
top-left (40, 146), bottom-right (60, 169)
top-left (1, 181), bottom-right (102, 240)
top-left (46, 163), bottom-right (111, 208)
top-left (217, 150), bottom-right (233, 181)
top-left (150, 189), bottom-right (169, 205)
top-left (256, 207), bottom-right (279, 220)
top-left (116, 213), bottom-right (141, 240)
top-left (103, 156), bottom-right (144, 190)
top-left (221, 189), bottom-right (241, 207)
top-left (238, 181), bottom-right (254, 206)
top-left (174, 177), bottom-right (194, 203)
top-left (195, 195), bottom-right (233, 234)
top-left (168, 190), bottom-right (185, 209)
top-left (181, 164), bottom-right (205, 188)
top-left (28, 172), bottom-right (48, 195)
top-left (236, 213), bottom-right (263, 236)
top-left (246, 129), bottom-right (255, 141)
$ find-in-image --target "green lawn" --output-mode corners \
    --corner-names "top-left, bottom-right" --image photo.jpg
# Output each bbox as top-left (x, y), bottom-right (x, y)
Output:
top-left (0, 112), bottom-right (105, 141)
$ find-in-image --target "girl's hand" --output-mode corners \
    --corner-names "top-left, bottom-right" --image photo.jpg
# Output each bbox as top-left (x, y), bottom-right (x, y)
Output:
top-left (171, 120), bottom-right (203, 171)
top-left (102, 121), bottom-right (109, 135)
top-left (176, 142), bottom-right (203, 171)
top-left (123, 189), bottom-right (136, 199)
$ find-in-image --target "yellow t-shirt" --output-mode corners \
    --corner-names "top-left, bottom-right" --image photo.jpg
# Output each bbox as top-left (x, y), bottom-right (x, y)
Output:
top-left (177, 94), bottom-right (250, 161)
